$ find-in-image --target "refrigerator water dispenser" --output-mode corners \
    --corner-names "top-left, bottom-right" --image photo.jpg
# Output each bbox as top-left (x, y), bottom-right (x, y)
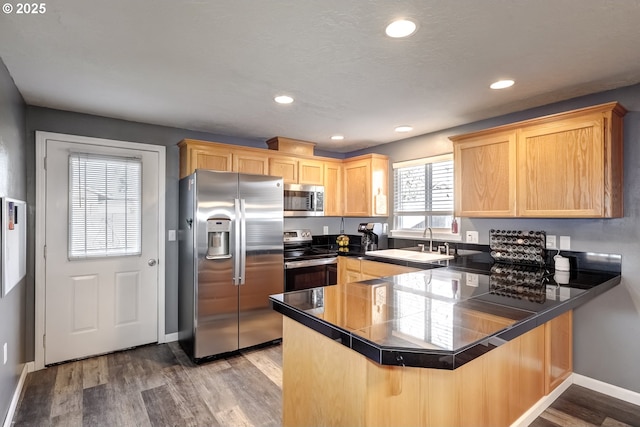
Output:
top-left (206, 218), bottom-right (231, 259)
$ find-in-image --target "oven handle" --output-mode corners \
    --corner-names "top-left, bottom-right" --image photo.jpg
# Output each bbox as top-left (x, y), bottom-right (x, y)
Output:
top-left (285, 257), bottom-right (338, 269)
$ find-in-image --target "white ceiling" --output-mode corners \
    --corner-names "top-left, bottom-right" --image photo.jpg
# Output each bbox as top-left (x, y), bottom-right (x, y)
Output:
top-left (1, 1), bottom-right (640, 153)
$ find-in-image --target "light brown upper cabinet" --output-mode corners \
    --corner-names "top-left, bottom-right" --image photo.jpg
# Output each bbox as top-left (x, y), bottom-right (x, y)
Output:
top-left (232, 149), bottom-right (269, 175)
top-left (179, 140), bottom-right (233, 176)
top-left (268, 156), bottom-right (298, 184)
top-left (323, 160), bottom-right (342, 216)
top-left (179, 139), bottom-right (268, 178)
top-left (450, 102), bottom-right (626, 218)
top-left (453, 131), bottom-right (517, 217)
top-left (298, 158), bottom-right (324, 185)
top-left (342, 154), bottom-right (389, 217)
top-left (179, 139), bottom-right (390, 217)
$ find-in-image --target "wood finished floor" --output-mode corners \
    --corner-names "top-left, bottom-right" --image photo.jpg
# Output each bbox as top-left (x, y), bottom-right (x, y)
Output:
top-left (13, 342), bottom-right (282, 427)
top-left (13, 341), bottom-right (640, 426)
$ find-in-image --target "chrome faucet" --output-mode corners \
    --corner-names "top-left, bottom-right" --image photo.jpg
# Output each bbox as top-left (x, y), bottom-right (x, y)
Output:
top-left (421, 227), bottom-right (433, 252)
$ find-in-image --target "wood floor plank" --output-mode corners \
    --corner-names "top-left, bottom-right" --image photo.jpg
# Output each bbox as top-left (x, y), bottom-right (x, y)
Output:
top-left (141, 384), bottom-right (186, 427)
top-left (50, 410), bottom-right (82, 427)
top-left (13, 365), bottom-right (58, 426)
top-left (50, 360), bottom-right (83, 418)
top-left (215, 405), bottom-right (255, 427)
top-left (114, 390), bottom-right (152, 427)
top-left (221, 354), bottom-right (282, 426)
top-left (528, 417), bottom-right (562, 427)
top-left (549, 394), bottom-right (607, 426)
top-left (81, 355), bottom-right (108, 389)
top-left (162, 364), bottom-right (220, 426)
top-left (242, 345), bottom-right (283, 388)
top-left (559, 385), bottom-right (640, 426)
top-left (601, 417), bottom-right (635, 427)
top-left (82, 383), bottom-right (119, 426)
top-left (540, 407), bottom-right (599, 427)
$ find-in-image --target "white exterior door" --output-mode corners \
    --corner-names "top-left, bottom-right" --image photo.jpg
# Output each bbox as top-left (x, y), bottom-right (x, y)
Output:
top-left (42, 136), bottom-right (162, 365)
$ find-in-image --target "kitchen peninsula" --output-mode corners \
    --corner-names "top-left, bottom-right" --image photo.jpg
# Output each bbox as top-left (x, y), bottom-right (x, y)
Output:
top-left (270, 253), bottom-right (621, 427)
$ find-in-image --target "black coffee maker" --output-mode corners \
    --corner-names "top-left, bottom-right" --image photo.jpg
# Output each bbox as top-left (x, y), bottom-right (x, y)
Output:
top-left (357, 222), bottom-right (388, 251)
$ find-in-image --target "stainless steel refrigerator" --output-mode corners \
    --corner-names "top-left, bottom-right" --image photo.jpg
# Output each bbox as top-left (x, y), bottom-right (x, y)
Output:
top-left (178, 169), bottom-right (284, 361)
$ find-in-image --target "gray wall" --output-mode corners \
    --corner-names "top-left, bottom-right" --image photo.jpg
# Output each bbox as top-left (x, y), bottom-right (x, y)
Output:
top-left (354, 83), bottom-right (640, 393)
top-left (0, 59), bottom-right (27, 423)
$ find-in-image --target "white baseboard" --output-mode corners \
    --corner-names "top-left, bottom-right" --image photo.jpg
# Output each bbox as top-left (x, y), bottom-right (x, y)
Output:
top-left (573, 373), bottom-right (640, 406)
top-left (510, 374), bottom-right (574, 427)
top-left (2, 362), bottom-right (33, 427)
top-left (163, 332), bottom-right (179, 343)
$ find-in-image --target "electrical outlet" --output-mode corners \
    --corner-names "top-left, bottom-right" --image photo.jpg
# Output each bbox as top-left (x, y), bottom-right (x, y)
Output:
top-left (465, 230), bottom-right (479, 244)
top-left (466, 273), bottom-right (479, 287)
top-left (323, 226), bottom-right (329, 235)
top-left (546, 235), bottom-right (557, 249)
top-left (3, 343), bottom-right (6, 365)
top-left (559, 235), bottom-right (571, 250)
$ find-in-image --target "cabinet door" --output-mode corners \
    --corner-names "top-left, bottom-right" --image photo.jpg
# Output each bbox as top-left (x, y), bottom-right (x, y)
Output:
top-left (298, 159), bottom-right (324, 185)
top-left (233, 150), bottom-right (269, 175)
top-left (545, 310), bottom-right (572, 394)
top-left (183, 146), bottom-right (232, 177)
top-left (324, 161), bottom-right (342, 216)
top-left (518, 115), bottom-right (605, 217)
top-left (343, 159), bottom-right (371, 216)
top-left (453, 131), bottom-right (517, 217)
top-left (269, 157), bottom-right (298, 184)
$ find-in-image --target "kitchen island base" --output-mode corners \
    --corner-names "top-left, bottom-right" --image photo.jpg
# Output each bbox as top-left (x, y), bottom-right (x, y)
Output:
top-left (282, 312), bottom-right (572, 427)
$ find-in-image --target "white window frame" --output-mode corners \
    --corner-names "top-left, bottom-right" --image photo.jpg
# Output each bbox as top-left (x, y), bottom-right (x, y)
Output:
top-left (391, 153), bottom-right (460, 240)
top-left (68, 152), bottom-right (143, 259)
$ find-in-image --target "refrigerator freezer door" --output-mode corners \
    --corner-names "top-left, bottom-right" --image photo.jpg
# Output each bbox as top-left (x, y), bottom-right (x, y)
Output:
top-left (238, 174), bottom-right (284, 349)
top-left (194, 170), bottom-right (239, 358)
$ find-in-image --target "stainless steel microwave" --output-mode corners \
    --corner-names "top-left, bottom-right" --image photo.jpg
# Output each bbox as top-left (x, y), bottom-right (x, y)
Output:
top-left (283, 184), bottom-right (324, 216)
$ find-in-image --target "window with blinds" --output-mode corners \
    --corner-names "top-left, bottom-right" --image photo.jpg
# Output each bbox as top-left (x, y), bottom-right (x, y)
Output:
top-left (68, 153), bottom-right (142, 259)
top-left (393, 154), bottom-right (454, 231)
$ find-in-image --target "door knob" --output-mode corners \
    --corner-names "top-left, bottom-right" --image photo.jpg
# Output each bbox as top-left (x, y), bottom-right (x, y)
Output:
top-left (148, 259), bottom-right (157, 266)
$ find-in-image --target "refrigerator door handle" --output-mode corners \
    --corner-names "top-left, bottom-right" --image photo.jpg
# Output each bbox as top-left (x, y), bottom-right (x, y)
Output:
top-left (239, 198), bottom-right (247, 285)
top-left (233, 199), bottom-right (241, 285)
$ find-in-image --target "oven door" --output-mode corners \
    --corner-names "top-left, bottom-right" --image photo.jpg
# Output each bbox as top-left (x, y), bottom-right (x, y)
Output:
top-left (284, 257), bottom-right (338, 292)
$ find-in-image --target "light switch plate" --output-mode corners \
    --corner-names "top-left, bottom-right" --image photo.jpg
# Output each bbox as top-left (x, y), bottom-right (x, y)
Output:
top-left (168, 230), bottom-right (176, 241)
top-left (323, 226), bottom-right (329, 235)
top-left (466, 231), bottom-right (479, 244)
top-left (466, 273), bottom-right (479, 287)
top-left (546, 235), bottom-right (557, 249)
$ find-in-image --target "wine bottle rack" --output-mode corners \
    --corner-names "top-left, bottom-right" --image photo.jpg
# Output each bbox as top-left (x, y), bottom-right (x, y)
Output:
top-left (489, 229), bottom-right (546, 265)
top-left (489, 264), bottom-right (547, 303)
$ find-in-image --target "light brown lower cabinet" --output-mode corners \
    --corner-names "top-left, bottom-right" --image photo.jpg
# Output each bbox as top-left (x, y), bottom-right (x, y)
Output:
top-left (282, 307), bottom-right (573, 427)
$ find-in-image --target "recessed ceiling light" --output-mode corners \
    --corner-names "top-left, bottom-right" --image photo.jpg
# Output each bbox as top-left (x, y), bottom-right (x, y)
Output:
top-left (274, 95), bottom-right (294, 104)
top-left (490, 79), bottom-right (515, 90)
top-left (394, 125), bottom-right (413, 133)
top-left (331, 135), bottom-right (344, 141)
top-left (385, 19), bottom-right (417, 38)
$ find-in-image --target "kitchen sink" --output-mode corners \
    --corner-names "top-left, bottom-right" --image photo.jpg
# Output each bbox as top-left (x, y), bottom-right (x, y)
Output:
top-left (364, 248), bottom-right (454, 263)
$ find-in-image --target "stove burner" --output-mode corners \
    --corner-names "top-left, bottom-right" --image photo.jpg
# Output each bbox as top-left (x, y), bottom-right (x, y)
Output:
top-left (283, 229), bottom-right (338, 261)
top-left (284, 247), bottom-right (338, 261)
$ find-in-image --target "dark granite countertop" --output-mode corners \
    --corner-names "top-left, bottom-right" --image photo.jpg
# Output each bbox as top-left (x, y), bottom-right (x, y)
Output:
top-left (270, 251), bottom-right (621, 370)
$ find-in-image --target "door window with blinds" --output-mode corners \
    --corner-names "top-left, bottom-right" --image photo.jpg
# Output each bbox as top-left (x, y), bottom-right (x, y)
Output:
top-left (393, 154), bottom-right (454, 231)
top-left (68, 153), bottom-right (142, 259)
